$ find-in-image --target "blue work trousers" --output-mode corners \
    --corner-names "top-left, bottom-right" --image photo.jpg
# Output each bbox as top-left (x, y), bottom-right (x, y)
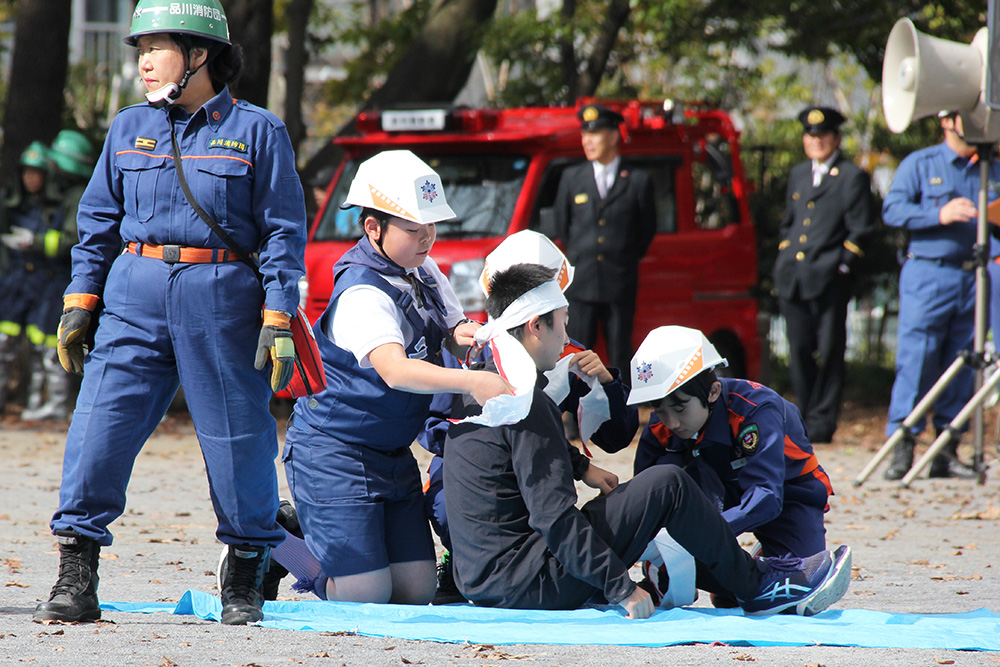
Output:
top-left (50, 252), bottom-right (283, 547)
top-left (886, 258), bottom-right (975, 436)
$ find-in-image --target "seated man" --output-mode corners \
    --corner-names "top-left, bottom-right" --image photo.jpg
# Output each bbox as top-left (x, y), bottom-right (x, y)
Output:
top-left (420, 231), bottom-right (639, 604)
top-left (443, 263), bottom-right (852, 619)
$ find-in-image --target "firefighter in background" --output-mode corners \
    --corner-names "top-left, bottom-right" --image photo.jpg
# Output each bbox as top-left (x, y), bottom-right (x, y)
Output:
top-left (0, 141), bottom-right (76, 419)
top-left (773, 107), bottom-right (877, 444)
top-left (34, 0), bottom-right (306, 626)
top-left (882, 112), bottom-right (1000, 480)
top-left (23, 131), bottom-right (97, 421)
top-left (553, 104), bottom-right (656, 374)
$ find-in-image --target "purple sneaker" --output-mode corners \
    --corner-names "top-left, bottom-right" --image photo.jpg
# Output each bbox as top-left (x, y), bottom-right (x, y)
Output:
top-left (739, 551), bottom-right (833, 616)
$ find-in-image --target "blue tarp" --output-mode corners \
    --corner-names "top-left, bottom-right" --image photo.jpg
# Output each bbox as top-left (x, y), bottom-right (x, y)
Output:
top-left (102, 590), bottom-right (1000, 650)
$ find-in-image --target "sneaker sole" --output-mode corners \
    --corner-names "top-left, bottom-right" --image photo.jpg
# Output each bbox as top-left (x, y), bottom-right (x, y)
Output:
top-left (795, 545), bottom-right (852, 616)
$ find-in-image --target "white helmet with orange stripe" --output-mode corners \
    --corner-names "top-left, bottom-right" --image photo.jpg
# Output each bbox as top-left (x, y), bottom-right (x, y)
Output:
top-left (343, 150), bottom-right (456, 224)
top-left (626, 326), bottom-right (728, 405)
top-left (479, 230), bottom-right (575, 296)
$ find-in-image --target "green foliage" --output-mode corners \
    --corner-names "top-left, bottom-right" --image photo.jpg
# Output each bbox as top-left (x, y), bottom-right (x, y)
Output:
top-left (320, 0), bottom-right (432, 105)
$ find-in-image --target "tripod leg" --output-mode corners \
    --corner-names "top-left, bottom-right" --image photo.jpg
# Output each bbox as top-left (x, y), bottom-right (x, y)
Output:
top-left (855, 355), bottom-right (967, 487)
top-left (900, 362), bottom-right (1000, 487)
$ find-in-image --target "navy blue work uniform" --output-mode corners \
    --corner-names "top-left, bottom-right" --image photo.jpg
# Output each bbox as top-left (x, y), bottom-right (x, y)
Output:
top-left (883, 142), bottom-right (1000, 437)
top-left (634, 378), bottom-right (833, 558)
top-left (282, 239), bottom-right (445, 579)
top-left (418, 340), bottom-right (639, 551)
top-left (50, 87), bottom-right (306, 548)
top-left (0, 183), bottom-right (69, 346)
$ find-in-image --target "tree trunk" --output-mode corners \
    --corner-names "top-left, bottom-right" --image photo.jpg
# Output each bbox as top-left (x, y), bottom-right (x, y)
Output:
top-left (577, 0), bottom-right (630, 97)
top-left (226, 0), bottom-right (273, 108)
top-left (0, 0), bottom-right (71, 184)
top-left (303, 0), bottom-right (499, 177)
top-left (365, 0), bottom-right (498, 109)
top-left (284, 0), bottom-right (313, 151)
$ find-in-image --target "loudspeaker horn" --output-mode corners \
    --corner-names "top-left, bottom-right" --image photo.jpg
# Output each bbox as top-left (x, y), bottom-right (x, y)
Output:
top-left (882, 18), bottom-right (984, 133)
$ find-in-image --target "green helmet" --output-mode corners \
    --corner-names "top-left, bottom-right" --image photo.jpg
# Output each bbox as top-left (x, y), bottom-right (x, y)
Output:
top-left (124, 0), bottom-right (231, 47)
top-left (50, 130), bottom-right (96, 179)
top-left (20, 141), bottom-right (53, 172)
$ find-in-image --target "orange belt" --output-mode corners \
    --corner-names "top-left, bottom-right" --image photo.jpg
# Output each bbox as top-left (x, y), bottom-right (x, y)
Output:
top-left (126, 242), bottom-right (243, 265)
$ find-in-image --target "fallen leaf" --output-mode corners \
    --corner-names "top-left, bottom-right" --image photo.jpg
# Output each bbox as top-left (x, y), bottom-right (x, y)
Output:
top-left (950, 505), bottom-right (1000, 520)
top-left (934, 658), bottom-right (955, 665)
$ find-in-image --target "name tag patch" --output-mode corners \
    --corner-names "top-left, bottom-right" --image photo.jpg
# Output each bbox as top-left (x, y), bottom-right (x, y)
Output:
top-left (209, 137), bottom-right (248, 153)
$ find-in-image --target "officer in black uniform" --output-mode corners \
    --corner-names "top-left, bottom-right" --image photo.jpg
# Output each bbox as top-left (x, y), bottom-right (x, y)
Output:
top-left (553, 104), bottom-right (656, 373)
top-left (773, 106), bottom-right (877, 443)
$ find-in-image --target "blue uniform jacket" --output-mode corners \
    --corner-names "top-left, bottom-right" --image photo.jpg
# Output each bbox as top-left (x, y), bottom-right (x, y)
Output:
top-left (68, 86), bottom-right (305, 313)
top-left (882, 142), bottom-right (1000, 263)
top-left (633, 378), bottom-right (832, 537)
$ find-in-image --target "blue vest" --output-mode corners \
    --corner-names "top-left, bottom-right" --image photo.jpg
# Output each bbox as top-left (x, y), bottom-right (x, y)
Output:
top-left (293, 261), bottom-right (447, 449)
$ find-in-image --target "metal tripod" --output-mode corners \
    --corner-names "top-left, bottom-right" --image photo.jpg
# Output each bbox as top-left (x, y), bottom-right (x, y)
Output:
top-left (855, 143), bottom-right (996, 488)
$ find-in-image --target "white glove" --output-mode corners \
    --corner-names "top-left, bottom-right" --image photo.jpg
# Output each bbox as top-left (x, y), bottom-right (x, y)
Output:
top-left (0, 226), bottom-right (34, 250)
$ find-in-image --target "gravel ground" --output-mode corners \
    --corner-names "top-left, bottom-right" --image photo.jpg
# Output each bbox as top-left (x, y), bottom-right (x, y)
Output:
top-left (1, 403), bottom-right (998, 667)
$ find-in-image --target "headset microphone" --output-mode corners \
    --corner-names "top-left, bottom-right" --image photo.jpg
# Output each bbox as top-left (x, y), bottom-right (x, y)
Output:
top-left (145, 83), bottom-right (183, 109)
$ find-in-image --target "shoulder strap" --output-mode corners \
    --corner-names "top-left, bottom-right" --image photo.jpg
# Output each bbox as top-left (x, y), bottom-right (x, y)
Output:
top-left (169, 124), bottom-right (260, 278)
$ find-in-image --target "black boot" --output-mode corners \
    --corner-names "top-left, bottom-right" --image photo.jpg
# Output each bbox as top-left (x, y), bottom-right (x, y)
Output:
top-left (261, 499), bottom-right (300, 600)
top-left (928, 434), bottom-right (973, 478)
top-left (884, 432), bottom-right (915, 481)
top-left (220, 544), bottom-right (268, 625)
top-left (431, 551), bottom-right (466, 605)
top-left (33, 530), bottom-right (101, 623)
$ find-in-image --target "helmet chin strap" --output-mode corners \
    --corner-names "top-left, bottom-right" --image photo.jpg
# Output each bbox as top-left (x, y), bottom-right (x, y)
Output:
top-left (146, 48), bottom-right (208, 109)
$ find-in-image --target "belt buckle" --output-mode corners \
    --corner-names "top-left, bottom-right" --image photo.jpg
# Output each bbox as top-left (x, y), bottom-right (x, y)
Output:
top-left (162, 245), bottom-right (181, 264)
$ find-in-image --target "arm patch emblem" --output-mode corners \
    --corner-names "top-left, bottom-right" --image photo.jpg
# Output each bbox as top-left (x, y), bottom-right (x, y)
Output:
top-left (738, 423), bottom-right (759, 453)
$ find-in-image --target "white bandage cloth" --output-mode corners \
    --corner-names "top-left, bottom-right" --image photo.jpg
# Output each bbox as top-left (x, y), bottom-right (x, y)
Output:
top-left (542, 356), bottom-right (611, 443)
top-left (460, 281), bottom-right (569, 427)
top-left (472, 281), bottom-right (568, 347)
top-left (638, 528), bottom-right (697, 608)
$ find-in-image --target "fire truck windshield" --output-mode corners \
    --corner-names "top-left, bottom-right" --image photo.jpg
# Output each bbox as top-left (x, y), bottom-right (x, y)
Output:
top-left (313, 153), bottom-right (530, 241)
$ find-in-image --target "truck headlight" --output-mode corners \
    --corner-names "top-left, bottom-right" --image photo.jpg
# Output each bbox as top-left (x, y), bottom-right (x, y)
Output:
top-left (449, 258), bottom-right (486, 313)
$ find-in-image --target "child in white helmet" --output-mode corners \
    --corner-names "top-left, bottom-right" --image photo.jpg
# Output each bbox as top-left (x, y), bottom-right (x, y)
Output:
top-left (442, 264), bottom-right (851, 619)
top-left (627, 326), bottom-right (850, 607)
top-left (262, 150), bottom-right (512, 606)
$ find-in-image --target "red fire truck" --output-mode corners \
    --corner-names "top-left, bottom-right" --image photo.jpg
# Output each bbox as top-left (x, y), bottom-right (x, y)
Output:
top-left (303, 99), bottom-right (761, 377)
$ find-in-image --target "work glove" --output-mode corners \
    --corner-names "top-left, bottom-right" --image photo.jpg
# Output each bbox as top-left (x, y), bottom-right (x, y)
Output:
top-left (57, 294), bottom-right (99, 375)
top-left (0, 226), bottom-right (34, 250)
top-left (255, 309), bottom-right (295, 392)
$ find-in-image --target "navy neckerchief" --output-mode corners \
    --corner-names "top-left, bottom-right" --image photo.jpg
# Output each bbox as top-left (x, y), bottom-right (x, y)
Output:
top-left (335, 237), bottom-right (450, 333)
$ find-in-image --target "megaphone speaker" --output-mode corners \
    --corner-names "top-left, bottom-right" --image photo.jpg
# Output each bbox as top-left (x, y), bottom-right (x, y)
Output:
top-left (882, 18), bottom-right (983, 133)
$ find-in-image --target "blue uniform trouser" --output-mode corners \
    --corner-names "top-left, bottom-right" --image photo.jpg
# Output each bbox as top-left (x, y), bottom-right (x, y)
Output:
top-left (989, 261), bottom-right (1000, 346)
top-left (424, 454), bottom-right (450, 550)
top-left (886, 259), bottom-right (975, 437)
top-left (50, 253), bottom-right (283, 548)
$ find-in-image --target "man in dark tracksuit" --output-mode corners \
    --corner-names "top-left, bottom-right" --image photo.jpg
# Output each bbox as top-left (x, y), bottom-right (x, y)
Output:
top-left (553, 104), bottom-right (656, 372)
top-left (443, 263), bottom-right (848, 619)
top-left (773, 106), bottom-right (876, 443)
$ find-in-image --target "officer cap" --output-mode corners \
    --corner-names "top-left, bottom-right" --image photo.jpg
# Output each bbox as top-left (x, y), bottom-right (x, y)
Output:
top-left (578, 104), bottom-right (624, 132)
top-left (798, 106), bottom-right (845, 135)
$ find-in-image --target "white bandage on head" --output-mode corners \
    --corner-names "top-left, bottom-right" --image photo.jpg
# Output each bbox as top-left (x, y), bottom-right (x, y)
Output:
top-left (473, 280), bottom-right (568, 347)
